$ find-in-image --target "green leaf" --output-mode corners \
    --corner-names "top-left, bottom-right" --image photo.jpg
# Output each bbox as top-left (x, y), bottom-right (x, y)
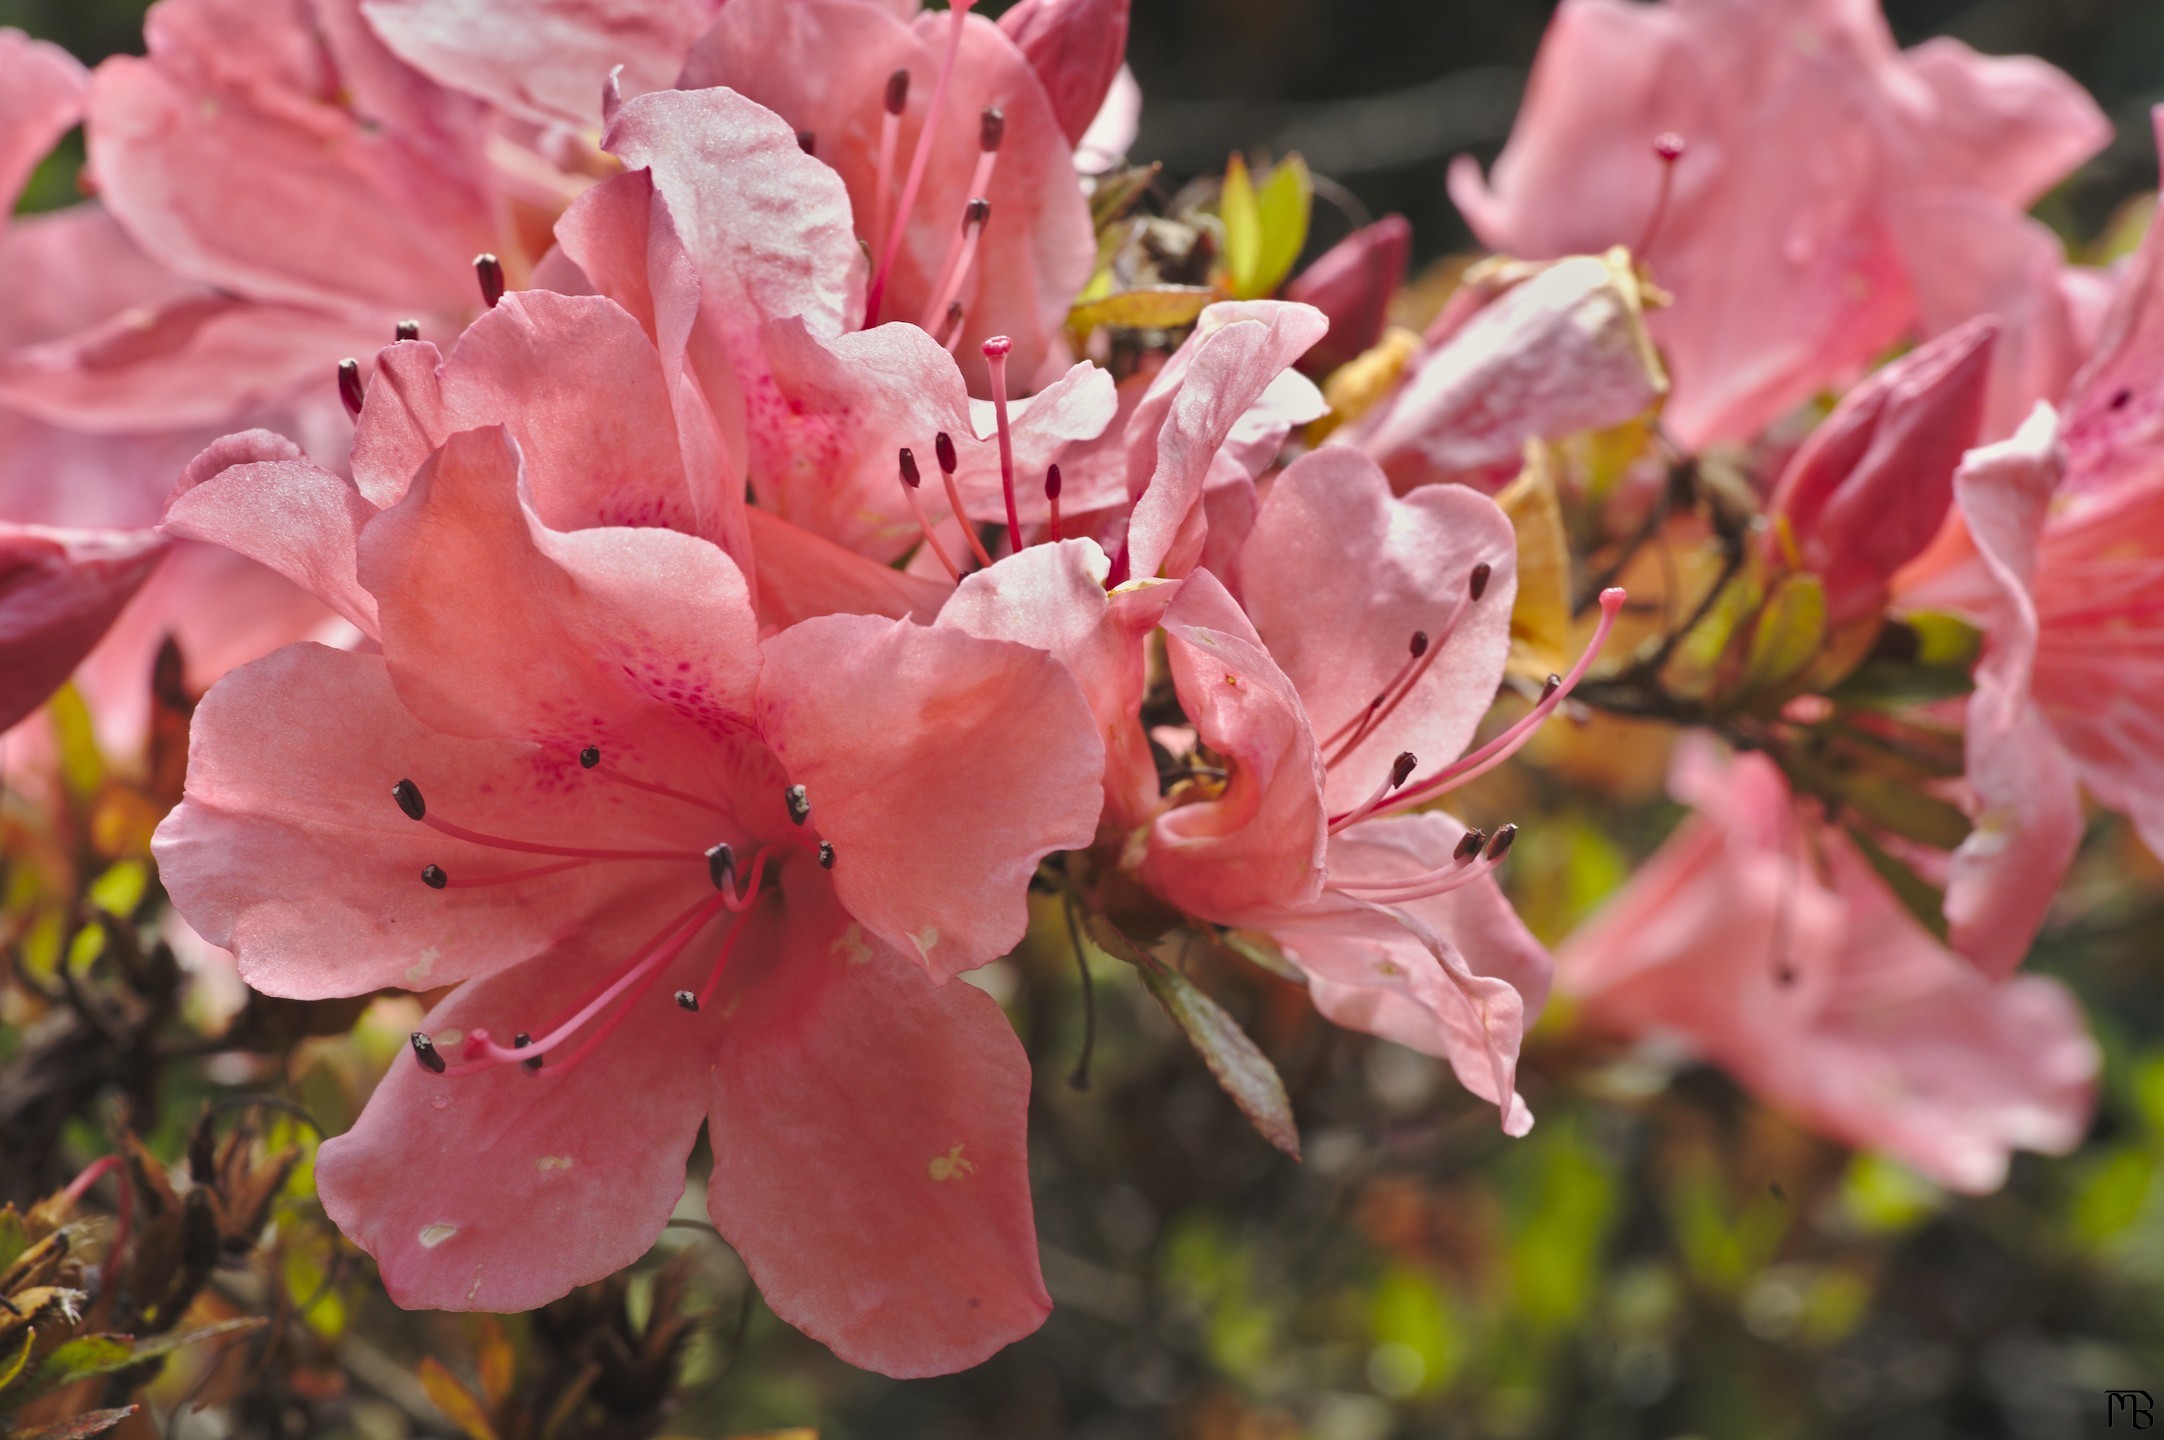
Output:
top-left (1218, 153), bottom-right (1312, 300)
top-left (1066, 285), bottom-right (1215, 334)
top-left (1903, 610), bottom-right (1984, 669)
top-left (0, 1209), bottom-right (29, 1278)
top-left (1844, 825), bottom-right (1949, 942)
top-left (1738, 574), bottom-right (1826, 698)
top-left (1824, 658), bottom-right (1975, 711)
top-left (1840, 775), bottom-right (1972, 851)
top-left (25, 1336), bottom-right (135, 1398)
top-left (1085, 915), bottom-right (1302, 1159)
top-left (0, 1329), bottom-right (34, 1397)
top-left (1216, 929), bottom-right (1306, 983)
top-left (1089, 163), bottom-right (1161, 232)
top-left (10, 1408), bottom-right (140, 1440)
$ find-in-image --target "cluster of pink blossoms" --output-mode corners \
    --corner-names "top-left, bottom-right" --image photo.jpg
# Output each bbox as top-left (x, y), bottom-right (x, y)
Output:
top-left (3, 0), bottom-right (2163, 1380)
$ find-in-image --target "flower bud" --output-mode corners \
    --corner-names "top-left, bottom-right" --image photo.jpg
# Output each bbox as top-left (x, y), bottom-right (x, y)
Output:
top-left (998, 0), bottom-right (1130, 144)
top-left (1285, 215), bottom-right (1411, 375)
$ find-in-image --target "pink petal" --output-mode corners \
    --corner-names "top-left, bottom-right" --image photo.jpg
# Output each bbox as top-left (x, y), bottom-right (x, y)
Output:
top-left (86, 0), bottom-right (492, 315)
top-left (1141, 571), bottom-right (1327, 918)
top-left (356, 425), bottom-right (762, 747)
top-left (0, 523), bottom-right (166, 732)
top-left (361, 0), bottom-right (720, 128)
top-left (1768, 316), bottom-right (1997, 628)
top-left (755, 611), bottom-right (1102, 976)
top-left (2061, 109), bottom-right (2164, 500)
top-left (1124, 301), bottom-right (1327, 580)
top-left (745, 506), bottom-right (949, 632)
top-left (1239, 448), bottom-right (1517, 812)
top-left (0, 205), bottom-right (195, 354)
top-left (351, 338), bottom-right (450, 507)
top-left (163, 448), bottom-right (381, 637)
top-left (316, 920), bottom-right (716, 1311)
top-left (151, 643), bottom-right (711, 998)
top-left (1901, 37), bottom-right (2111, 213)
top-left (0, 30), bottom-right (87, 219)
top-left (1284, 215), bottom-right (1412, 376)
top-left (706, 880), bottom-right (1047, 1377)
top-left (997, 0), bottom-right (1130, 146)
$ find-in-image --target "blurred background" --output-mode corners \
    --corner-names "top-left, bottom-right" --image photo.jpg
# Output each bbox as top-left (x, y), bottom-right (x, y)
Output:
top-left (7, 2), bottom-right (2164, 1439)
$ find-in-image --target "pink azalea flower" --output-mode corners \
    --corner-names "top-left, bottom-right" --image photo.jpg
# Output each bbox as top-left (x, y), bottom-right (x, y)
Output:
top-left (1768, 315), bottom-right (1997, 629)
top-left (155, 400), bottom-right (1105, 1373)
top-left (1449, 0), bottom-right (2109, 446)
top-left (1558, 740), bottom-right (2095, 1194)
top-left (0, 524), bottom-right (168, 733)
top-left (943, 449), bottom-right (1633, 1132)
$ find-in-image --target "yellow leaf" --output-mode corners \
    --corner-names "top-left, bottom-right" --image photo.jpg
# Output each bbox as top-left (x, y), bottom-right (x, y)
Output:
top-left (1066, 285), bottom-right (1216, 334)
top-left (1248, 153), bottom-right (1312, 298)
top-left (477, 1317), bottom-right (515, 1410)
top-left (1737, 574), bottom-right (1826, 699)
top-left (419, 1357), bottom-right (500, 1440)
top-left (1220, 152), bottom-right (1261, 298)
top-left (1309, 325), bottom-right (1419, 442)
top-left (1493, 455), bottom-right (1572, 679)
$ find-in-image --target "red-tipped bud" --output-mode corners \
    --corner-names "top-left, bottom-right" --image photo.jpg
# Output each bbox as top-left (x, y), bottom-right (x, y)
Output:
top-left (1284, 214), bottom-right (1412, 375)
top-left (884, 67), bottom-right (911, 116)
top-left (1045, 463), bottom-right (1063, 500)
top-left (1767, 316), bottom-right (1999, 627)
top-left (998, 0), bottom-right (1130, 145)
top-left (1469, 562), bottom-right (1492, 600)
top-left (935, 431), bottom-right (959, 475)
top-left (337, 358), bottom-right (364, 418)
top-left (899, 446), bottom-right (922, 488)
top-left (474, 253), bottom-right (506, 308)
top-left (979, 107), bottom-right (1006, 152)
top-left (1409, 630), bottom-right (1429, 658)
top-left (1389, 752), bottom-right (1418, 789)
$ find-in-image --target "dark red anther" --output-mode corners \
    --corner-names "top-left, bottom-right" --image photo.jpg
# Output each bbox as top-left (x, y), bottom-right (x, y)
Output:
top-left (1409, 630), bottom-right (1429, 658)
top-left (899, 446), bottom-right (922, 488)
top-left (1044, 464), bottom-right (1063, 501)
top-left (410, 1032), bottom-right (447, 1073)
top-left (1486, 824), bottom-right (1518, 861)
top-left (1453, 828), bottom-right (1485, 862)
top-left (675, 990), bottom-right (700, 1012)
top-left (1469, 562), bottom-right (1492, 601)
top-left (818, 840), bottom-right (836, 869)
top-left (934, 431), bottom-right (959, 476)
top-left (337, 359), bottom-right (364, 418)
top-left (474, 253), bottom-right (506, 309)
top-left (395, 319), bottom-right (420, 342)
top-left (1541, 674), bottom-right (1562, 702)
top-left (421, 864), bottom-right (447, 889)
top-left (797, 129), bottom-right (817, 155)
top-left (963, 196), bottom-right (990, 230)
top-left (706, 842), bottom-right (735, 890)
top-left (579, 745), bottom-right (601, 769)
top-left (979, 106), bottom-right (1005, 152)
top-left (393, 779), bottom-right (426, 821)
top-left (1389, 752), bottom-right (1418, 789)
top-left (514, 1031), bottom-right (542, 1070)
top-left (884, 67), bottom-right (911, 116)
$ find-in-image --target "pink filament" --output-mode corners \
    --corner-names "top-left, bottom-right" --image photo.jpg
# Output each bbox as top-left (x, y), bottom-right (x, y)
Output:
top-left (872, 109), bottom-right (902, 259)
top-left (419, 811), bottom-right (700, 864)
top-left (941, 454), bottom-right (995, 569)
top-left (1328, 761), bottom-right (1412, 836)
top-left (444, 858), bottom-right (591, 889)
top-left (1335, 853), bottom-right (1503, 905)
top-left (922, 200), bottom-right (990, 331)
top-left (983, 336), bottom-right (1021, 552)
top-left (901, 470), bottom-right (964, 582)
top-left (694, 904), bottom-right (757, 1009)
top-left (590, 760), bottom-right (729, 817)
top-left (1325, 585), bottom-right (1481, 768)
top-left (865, 0), bottom-right (977, 326)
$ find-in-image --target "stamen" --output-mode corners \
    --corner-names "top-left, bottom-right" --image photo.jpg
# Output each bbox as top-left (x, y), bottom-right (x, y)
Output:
top-left (796, 128), bottom-right (816, 155)
top-left (394, 780), bottom-right (702, 863)
top-left (1320, 630), bottom-right (1429, 749)
top-left (898, 446), bottom-right (963, 583)
top-left (474, 253), bottom-right (506, 309)
top-left (410, 1032), bottom-right (447, 1073)
top-left (1335, 849), bottom-right (1508, 904)
top-left (921, 197), bottom-right (991, 331)
top-left (983, 336), bottom-right (1022, 552)
top-left (1046, 464), bottom-right (1064, 543)
top-left (939, 301), bottom-right (967, 352)
top-left (394, 778), bottom-right (427, 820)
top-left (675, 990), bottom-right (699, 1012)
top-left (706, 842), bottom-right (736, 891)
top-left (786, 785), bottom-right (811, 825)
top-left (584, 752), bottom-right (730, 816)
top-left (866, 0), bottom-right (978, 325)
top-left (338, 359), bottom-right (364, 419)
top-left (1346, 587), bottom-right (1627, 824)
top-left (421, 864), bottom-right (447, 889)
top-left (1453, 828), bottom-right (1486, 862)
top-left (1326, 562), bottom-right (1494, 769)
top-left (1328, 751), bottom-right (1418, 835)
top-left (691, 902), bottom-right (757, 1010)
top-left (439, 858), bottom-right (590, 890)
top-left (1486, 824), bottom-right (1518, 861)
top-left (871, 67), bottom-right (911, 261)
top-left (1635, 133), bottom-right (1687, 259)
top-left (514, 1031), bottom-right (541, 1071)
top-left (395, 319), bottom-right (420, 342)
top-left (819, 840), bottom-right (836, 869)
top-left (936, 431), bottom-right (995, 568)
top-left (579, 745), bottom-right (601, 769)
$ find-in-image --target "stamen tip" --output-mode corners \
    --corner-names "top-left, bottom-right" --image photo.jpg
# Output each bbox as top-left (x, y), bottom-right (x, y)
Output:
top-left (818, 840), bottom-right (836, 869)
top-left (1409, 630), bottom-right (1429, 658)
top-left (978, 106), bottom-right (1005, 152)
top-left (410, 1032), bottom-right (447, 1074)
top-left (980, 335), bottom-right (1013, 359)
top-left (785, 784), bottom-right (812, 825)
top-left (474, 253), bottom-right (506, 309)
top-left (884, 67), bottom-right (910, 115)
top-left (1389, 752), bottom-right (1418, 789)
top-left (706, 842), bottom-right (736, 891)
top-left (1469, 562), bottom-right (1492, 600)
top-left (1044, 463), bottom-right (1062, 501)
top-left (1454, 828), bottom-right (1486, 863)
top-left (514, 1031), bottom-right (543, 1070)
top-left (796, 128), bottom-right (816, 155)
top-left (675, 990), bottom-right (700, 1012)
top-left (934, 431), bottom-right (958, 475)
top-left (421, 863), bottom-right (447, 890)
top-left (393, 778), bottom-right (426, 821)
top-left (395, 319), bottom-right (420, 342)
top-left (1653, 132), bottom-right (1687, 162)
top-left (1486, 824), bottom-right (1518, 861)
top-left (337, 358), bottom-right (364, 418)
top-left (579, 745), bottom-right (600, 769)
top-left (1598, 586), bottom-right (1627, 613)
top-left (899, 446), bottom-right (921, 488)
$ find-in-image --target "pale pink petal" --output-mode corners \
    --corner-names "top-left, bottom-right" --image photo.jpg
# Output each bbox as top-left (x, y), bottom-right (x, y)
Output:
top-left (996, 0), bottom-right (1129, 146)
top-left (1239, 448), bottom-right (1517, 811)
top-left (0, 30), bottom-right (87, 219)
top-left (150, 644), bottom-right (703, 997)
top-left (163, 452), bottom-right (380, 636)
top-left (0, 523), bottom-right (166, 732)
top-left (0, 205), bottom-right (194, 353)
top-left (707, 881), bottom-right (1047, 1377)
top-left (350, 338), bottom-right (449, 507)
top-left (1073, 64), bottom-right (1140, 175)
top-left (356, 426), bottom-right (762, 748)
top-left (1901, 37), bottom-right (2111, 212)
top-left (755, 612), bottom-right (1102, 976)
top-left (316, 921), bottom-right (715, 1310)
top-left (1141, 570), bottom-right (1326, 918)
top-left (361, 0), bottom-right (721, 128)
top-left (2061, 109), bottom-right (2164, 499)
top-left (745, 506), bottom-right (948, 632)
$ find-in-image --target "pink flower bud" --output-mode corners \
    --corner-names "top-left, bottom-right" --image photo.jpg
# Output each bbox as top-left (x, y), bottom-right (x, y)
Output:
top-left (1284, 214), bottom-right (1412, 375)
top-left (998, 0), bottom-right (1131, 145)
